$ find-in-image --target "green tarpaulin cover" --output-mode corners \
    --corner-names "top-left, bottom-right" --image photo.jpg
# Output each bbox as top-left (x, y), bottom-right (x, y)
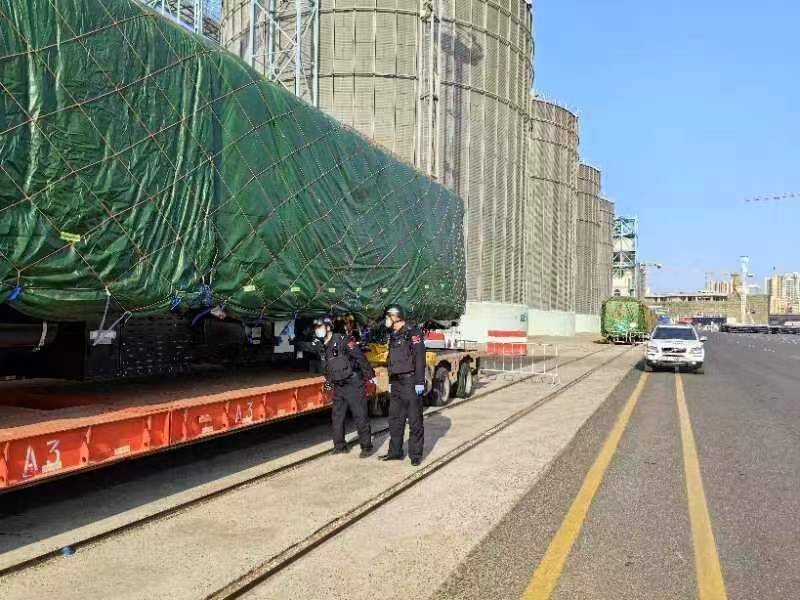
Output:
top-left (601, 297), bottom-right (654, 338)
top-left (0, 0), bottom-right (465, 323)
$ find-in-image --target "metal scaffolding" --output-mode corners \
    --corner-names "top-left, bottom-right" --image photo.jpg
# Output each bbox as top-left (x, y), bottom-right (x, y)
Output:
top-left (142, 0), bottom-right (222, 40)
top-left (612, 216), bottom-right (639, 297)
top-left (243, 0), bottom-right (320, 106)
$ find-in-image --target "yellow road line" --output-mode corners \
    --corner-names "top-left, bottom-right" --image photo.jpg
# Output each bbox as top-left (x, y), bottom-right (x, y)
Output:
top-left (520, 372), bottom-right (649, 600)
top-left (675, 373), bottom-right (728, 600)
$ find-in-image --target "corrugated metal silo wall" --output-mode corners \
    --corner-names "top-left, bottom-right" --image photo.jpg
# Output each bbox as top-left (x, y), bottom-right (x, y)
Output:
top-left (221, 0), bottom-right (534, 307)
top-left (437, 1), bottom-right (533, 305)
top-left (597, 198), bottom-right (614, 307)
top-left (526, 98), bottom-right (579, 313)
top-left (576, 163), bottom-right (601, 314)
top-left (316, 1), bottom-right (421, 166)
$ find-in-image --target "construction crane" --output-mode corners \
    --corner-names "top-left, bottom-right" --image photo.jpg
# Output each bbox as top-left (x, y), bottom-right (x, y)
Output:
top-left (743, 192), bottom-right (800, 203)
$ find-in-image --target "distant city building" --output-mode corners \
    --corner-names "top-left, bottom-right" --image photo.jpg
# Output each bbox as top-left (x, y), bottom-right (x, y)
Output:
top-left (645, 289), bottom-right (769, 325)
top-left (767, 273), bottom-right (800, 314)
top-left (705, 279), bottom-right (732, 295)
top-left (646, 292), bottom-right (729, 303)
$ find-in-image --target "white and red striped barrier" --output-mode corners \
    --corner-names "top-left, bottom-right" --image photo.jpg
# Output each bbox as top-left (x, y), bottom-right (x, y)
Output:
top-left (486, 329), bottom-right (528, 355)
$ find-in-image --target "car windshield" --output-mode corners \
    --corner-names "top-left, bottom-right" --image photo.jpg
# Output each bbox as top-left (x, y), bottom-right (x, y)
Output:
top-left (652, 327), bottom-right (697, 340)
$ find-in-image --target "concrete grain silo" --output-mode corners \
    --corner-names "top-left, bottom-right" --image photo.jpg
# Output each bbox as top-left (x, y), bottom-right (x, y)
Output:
top-left (597, 198), bottom-right (615, 308)
top-left (576, 163), bottom-right (601, 329)
top-left (526, 97), bottom-right (579, 335)
top-left (221, 0), bottom-right (535, 340)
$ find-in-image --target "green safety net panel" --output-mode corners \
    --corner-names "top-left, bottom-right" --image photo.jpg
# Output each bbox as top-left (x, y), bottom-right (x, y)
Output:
top-left (0, 0), bottom-right (465, 323)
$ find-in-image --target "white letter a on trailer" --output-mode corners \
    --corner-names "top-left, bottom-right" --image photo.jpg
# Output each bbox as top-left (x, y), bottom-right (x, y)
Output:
top-left (23, 445), bottom-right (38, 477)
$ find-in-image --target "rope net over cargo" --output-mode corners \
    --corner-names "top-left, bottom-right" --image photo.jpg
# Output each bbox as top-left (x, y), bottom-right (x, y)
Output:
top-left (0, 0), bottom-right (466, 323)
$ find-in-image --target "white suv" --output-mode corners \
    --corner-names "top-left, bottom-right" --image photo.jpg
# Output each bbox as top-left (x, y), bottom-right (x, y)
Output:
top-left (645, 325), bottom-right (707, 374)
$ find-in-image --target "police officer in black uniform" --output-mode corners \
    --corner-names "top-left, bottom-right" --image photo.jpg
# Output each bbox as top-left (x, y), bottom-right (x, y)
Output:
top-left (314, 317), bottom-right (376, 458)
top-left (380, 305), bottom-right (427, 466)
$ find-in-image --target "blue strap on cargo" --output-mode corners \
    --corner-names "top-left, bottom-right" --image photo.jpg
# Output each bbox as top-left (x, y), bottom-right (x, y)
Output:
top-left (7, 286), bottom-right (22, 302)
top-left (170, 295), bottom-right (182, 310)
top-left (199, 283), bottom-right (212, 307)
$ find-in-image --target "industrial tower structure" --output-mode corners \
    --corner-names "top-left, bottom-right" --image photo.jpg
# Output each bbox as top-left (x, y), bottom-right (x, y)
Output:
top-left (612, 216), bottom-right (641, 297)
top-left (222, 0), bottom-right (321, 106)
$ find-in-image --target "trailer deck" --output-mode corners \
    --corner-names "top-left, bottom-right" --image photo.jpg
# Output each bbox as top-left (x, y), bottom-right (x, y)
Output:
top-left (0, 343), bottom-right (486, 492)
top-left (0, 369), bottom-right (330, 491)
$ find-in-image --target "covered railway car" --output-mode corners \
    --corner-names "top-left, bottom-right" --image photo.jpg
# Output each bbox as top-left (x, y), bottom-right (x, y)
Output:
top-left (601, 297), bottom-right (656, 344)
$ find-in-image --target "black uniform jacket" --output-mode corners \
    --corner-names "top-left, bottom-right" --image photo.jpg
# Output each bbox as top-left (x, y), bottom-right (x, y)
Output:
top-left (387, 325), bottom-right (426, 386)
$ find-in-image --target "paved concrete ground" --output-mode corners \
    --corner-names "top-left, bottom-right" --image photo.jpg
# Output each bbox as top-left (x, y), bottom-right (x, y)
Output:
top-left (0, 337), bottom-right (631, 599)
top-left (0, 337), bottom-right (596, 570)
top-left (244, 349), bottom-right (638, 600)
top-left (435, 332), bottom-right (800, 599)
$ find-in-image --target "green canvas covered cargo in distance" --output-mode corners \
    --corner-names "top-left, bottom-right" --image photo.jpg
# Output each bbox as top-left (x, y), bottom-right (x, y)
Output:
top-left (601, 297), bottom-right (656, 343)
top-left (0, 0), bottom-right (465, 324)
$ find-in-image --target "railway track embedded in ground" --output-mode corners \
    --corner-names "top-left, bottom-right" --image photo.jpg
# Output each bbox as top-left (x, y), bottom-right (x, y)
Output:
top-left (204, 347), bottom-right (629, 599)
top-left (0, 346), bottom-right (618, 581)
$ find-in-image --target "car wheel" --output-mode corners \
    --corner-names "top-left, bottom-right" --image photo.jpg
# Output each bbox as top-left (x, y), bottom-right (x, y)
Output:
top-left (694, 365), bottom-right (705, 374)
top-left (644, 361), bottom-right (654, 372)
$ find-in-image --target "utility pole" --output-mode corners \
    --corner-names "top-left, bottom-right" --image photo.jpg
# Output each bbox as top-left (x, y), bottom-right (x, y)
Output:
top-left (639, 262), bottom-right (662, 297)
top-left (740, 256), bottom-right (750, 325)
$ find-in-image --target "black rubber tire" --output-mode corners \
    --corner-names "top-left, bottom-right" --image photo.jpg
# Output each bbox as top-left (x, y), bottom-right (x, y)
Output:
top-left (431, 366), bottom-right (452, 406)
top-left (694, 365), bottom-right (705, 374)
top-left (455, 362), bottom-right (475, 398)
top-left (644, 361), bottom-right (654, 372)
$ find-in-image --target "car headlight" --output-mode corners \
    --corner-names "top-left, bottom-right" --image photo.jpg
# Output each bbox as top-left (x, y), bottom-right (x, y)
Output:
top-left (691, 347), bottom-right (704, 354)
top-left (647, 345), bottom-right (659, 353)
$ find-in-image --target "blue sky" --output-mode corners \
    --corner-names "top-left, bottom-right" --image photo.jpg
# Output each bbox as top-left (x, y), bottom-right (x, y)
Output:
top-left (534, 0), bottom-right (800, 292)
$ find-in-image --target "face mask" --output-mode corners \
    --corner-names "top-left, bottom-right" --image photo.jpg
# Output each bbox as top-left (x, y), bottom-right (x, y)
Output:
top-left (315, 327), bottom-right (326, 339)
top-left (384, 317), bottom-right (393, 329)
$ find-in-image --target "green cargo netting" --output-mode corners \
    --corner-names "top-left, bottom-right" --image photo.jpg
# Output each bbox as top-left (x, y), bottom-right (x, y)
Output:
top-left (0, 0), bottom-right (465, 323)
top-left (601, 297), bottom-right (655, 339)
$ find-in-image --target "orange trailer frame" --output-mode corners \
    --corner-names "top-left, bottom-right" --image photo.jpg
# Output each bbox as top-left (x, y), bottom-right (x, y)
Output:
top-left (0, 371), bottom-right (337, 491)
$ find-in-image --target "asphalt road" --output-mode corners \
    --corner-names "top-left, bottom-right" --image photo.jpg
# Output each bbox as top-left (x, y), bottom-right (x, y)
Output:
top-left (435, 333), bottom-right (800, 600)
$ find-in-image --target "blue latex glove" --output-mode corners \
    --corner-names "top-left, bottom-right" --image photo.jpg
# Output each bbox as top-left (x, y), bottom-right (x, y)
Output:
top-left (415, 384), bottom-right (425, 396)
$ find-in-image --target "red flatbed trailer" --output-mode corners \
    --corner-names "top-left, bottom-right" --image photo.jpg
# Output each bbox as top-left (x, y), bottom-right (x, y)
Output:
top-left (0, 341), bottom-right (483, 492)
top-left (0, 370), bottom-right (331, 491)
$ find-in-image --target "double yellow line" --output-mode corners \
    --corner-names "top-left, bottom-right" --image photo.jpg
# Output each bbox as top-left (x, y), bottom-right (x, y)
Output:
top-left (520, 371), bottom-right (727, 600)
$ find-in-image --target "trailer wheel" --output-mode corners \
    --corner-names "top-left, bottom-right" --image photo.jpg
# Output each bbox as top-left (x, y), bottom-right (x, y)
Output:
top-left (455, 362), bottom-right (474, 398)
top-left (430, 366), bottom-right (452, 406)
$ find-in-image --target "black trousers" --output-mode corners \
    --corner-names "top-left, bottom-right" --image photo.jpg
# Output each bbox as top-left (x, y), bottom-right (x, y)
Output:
top-left (332, 375), bottom-right (372, 450)
top-left (388, 375), bottom-right (424, 460)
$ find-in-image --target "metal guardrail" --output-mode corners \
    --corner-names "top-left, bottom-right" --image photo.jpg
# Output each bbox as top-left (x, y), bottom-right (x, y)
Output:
top-left (722, 324), bottom-right (800, 335)
top-left (480, 343), bottom-right (560, 386)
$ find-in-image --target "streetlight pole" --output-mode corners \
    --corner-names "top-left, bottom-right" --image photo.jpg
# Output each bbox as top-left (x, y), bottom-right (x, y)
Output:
top-left (740, 256), bottom-right (750, 325)
top-left (639, 262), bottom-right (662, 298)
